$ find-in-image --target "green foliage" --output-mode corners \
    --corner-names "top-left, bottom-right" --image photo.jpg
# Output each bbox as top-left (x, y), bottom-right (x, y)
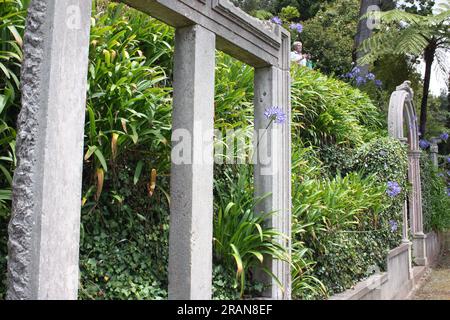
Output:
top-left (79, 165), bottom-right (170, 300)
top-left (359, 4), bottom-right (450, 135)
top-left (425, 93), bottom-right (450, 139)
top-left (279, 5), bottom-right (300, 21)
top-left (371, 54), bottom-right (422, 108)
top-left (212, 265), bottom-right (241, 300)
top-left (350, 137), bottom-right (409, 231)
top-left (79, 3), bottom-right (175, 300)
top-left (291, 65), bottom-right (383, 147)
top-left (274, 0), bottom-right (329, 20)
top-left (231, 0), bottom-right (275, 14)
top-left (251, 9), bottom-right (274, 20)
top-left (300, 0), bottom-right (359, 75)
top-left (291, 138), bottom-right (407, 299)
top-left (421, 154), bottom-right (450, 232)
top-left (213, 165), bottom-right (288, 297)
top-left (85, 4), bottom-right (173, 176)
top-left (399, 0), bottom-right (437, 16)
top-left (351, 137), bottom-right (409, 186)
top-left (359, 6), bottom-right (450, 67)
top-left (313, 229), bottom-right (394, 295)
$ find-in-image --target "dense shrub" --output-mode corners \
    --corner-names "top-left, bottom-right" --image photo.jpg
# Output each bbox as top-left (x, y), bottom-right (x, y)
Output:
top-left (292, 138), bottom-right (407, 299)
top-left (351, 137), bottom-right (409, 227)
top-left (213, 165), bottom-right (288, 298)
top-left (421, 154), bottom-right (450, 233)
top-left (291, 66), bottom-right (383, 147)
top-left (78, 4), bottom-right (174, 299)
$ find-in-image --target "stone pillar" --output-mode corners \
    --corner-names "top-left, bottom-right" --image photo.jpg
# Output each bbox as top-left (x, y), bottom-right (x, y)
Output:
top-left (401, 200), bottom-right (409, 243)
top-left (253, 63), bottom-right (291, 299)
top-left (168, 25), bottom-right (215, 300)
top-left (408, 150), bottom-right (427, 266)
top-left (7, 0), bottom-right (92, 299)
top-left (401, 199), bottom-right (413, 279)
top-left (429, 140), bottom-right (439, 167)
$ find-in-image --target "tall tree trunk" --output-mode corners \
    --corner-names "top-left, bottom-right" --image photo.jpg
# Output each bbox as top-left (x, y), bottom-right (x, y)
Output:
top-left (354, 0), bottom-right (380, 75)
top-left (419, 44), bottom-right (436, 136)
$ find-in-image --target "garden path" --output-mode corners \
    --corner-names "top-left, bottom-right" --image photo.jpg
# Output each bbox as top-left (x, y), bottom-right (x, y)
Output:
top-left (411, 240), bottom-right (450, 300)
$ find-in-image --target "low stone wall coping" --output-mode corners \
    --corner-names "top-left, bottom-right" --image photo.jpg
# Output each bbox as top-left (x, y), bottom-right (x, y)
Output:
top-left (388, 242), bottom-right (410, 259)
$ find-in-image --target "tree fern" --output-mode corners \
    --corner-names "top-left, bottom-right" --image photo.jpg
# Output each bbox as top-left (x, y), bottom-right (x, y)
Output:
top-left (358, 6), bottom-right (450, 135)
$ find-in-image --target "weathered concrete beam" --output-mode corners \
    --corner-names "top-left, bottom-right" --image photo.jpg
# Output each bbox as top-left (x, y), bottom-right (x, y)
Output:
top-left (121, 0), bottom-right (282, 68)
top-left (168, 24), bottom-right (216, 300)
top-left (7, 0), bottom-right (92, 299)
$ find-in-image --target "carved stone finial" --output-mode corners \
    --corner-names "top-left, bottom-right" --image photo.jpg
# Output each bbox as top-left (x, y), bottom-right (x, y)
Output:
top-left (396, 80), bottom-right (414, 99)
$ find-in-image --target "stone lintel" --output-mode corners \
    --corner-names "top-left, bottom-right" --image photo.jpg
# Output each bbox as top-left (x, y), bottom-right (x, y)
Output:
top-left (122, 0), bottom-right (285, 68)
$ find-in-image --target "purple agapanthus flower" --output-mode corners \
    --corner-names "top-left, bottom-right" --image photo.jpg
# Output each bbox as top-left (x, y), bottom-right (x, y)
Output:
top-left (419, 139), bottom-right (430, 149)
top-left (440, 132), bottom-right (449, 141)
top-left (389, 220), bottom-right (398, 233)
top-left (386, 181), bottom-right (402, 197)
top-left (352, 67), bottom-right (361, 75)
top-left (289, 23), bottom-right (303, 33)
top-left (264, 106), bottom-right (286, 124)
top-left (447, 156), bottom-right (450, 163)
top-left (374, 79), bottom-right (383, 88)
top-left (355, 76), bottom-right (366, 86)
top-left (270, 16), bottom-right (282, 25)
top-left (366, 73), bottom-right (376, 80)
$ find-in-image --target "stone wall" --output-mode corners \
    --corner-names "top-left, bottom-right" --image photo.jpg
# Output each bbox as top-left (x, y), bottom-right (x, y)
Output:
top-left (425, 231), bottom-right (443, 266)
top-left (330, 242), bottom-right (413, 300)
top-left (330, 231), bottom-right (446, 300)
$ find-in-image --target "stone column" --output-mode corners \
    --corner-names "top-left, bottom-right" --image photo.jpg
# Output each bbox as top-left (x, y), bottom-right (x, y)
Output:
top-left (429, 140), bottom-right (439, 167)
top-left (408, 150), bottom-right (427, 266)
top-left (168, 25), bottom-right (216, 300)
top-left (253, 63), bottom-right (291, 299)
top-left (7, 0), bottom-right (92, 299)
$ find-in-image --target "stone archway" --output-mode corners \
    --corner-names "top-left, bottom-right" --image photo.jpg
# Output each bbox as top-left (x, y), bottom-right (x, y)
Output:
top-left (388, 80), bottom-right (427, 266)
top-left (7, 0), bottom-right (292, 300)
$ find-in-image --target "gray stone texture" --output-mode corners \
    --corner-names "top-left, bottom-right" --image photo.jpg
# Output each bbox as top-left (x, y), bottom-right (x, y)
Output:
top-left (253, 29), bottom-right (291, 300)
top-left (168, 24), bottom-right (216, 300)
top-left (122, 0), bottom-right (283, 68)
top-left (429, 140), bottom-right (440, 167)
top-left (7, 0), bottom-right (92, 299)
